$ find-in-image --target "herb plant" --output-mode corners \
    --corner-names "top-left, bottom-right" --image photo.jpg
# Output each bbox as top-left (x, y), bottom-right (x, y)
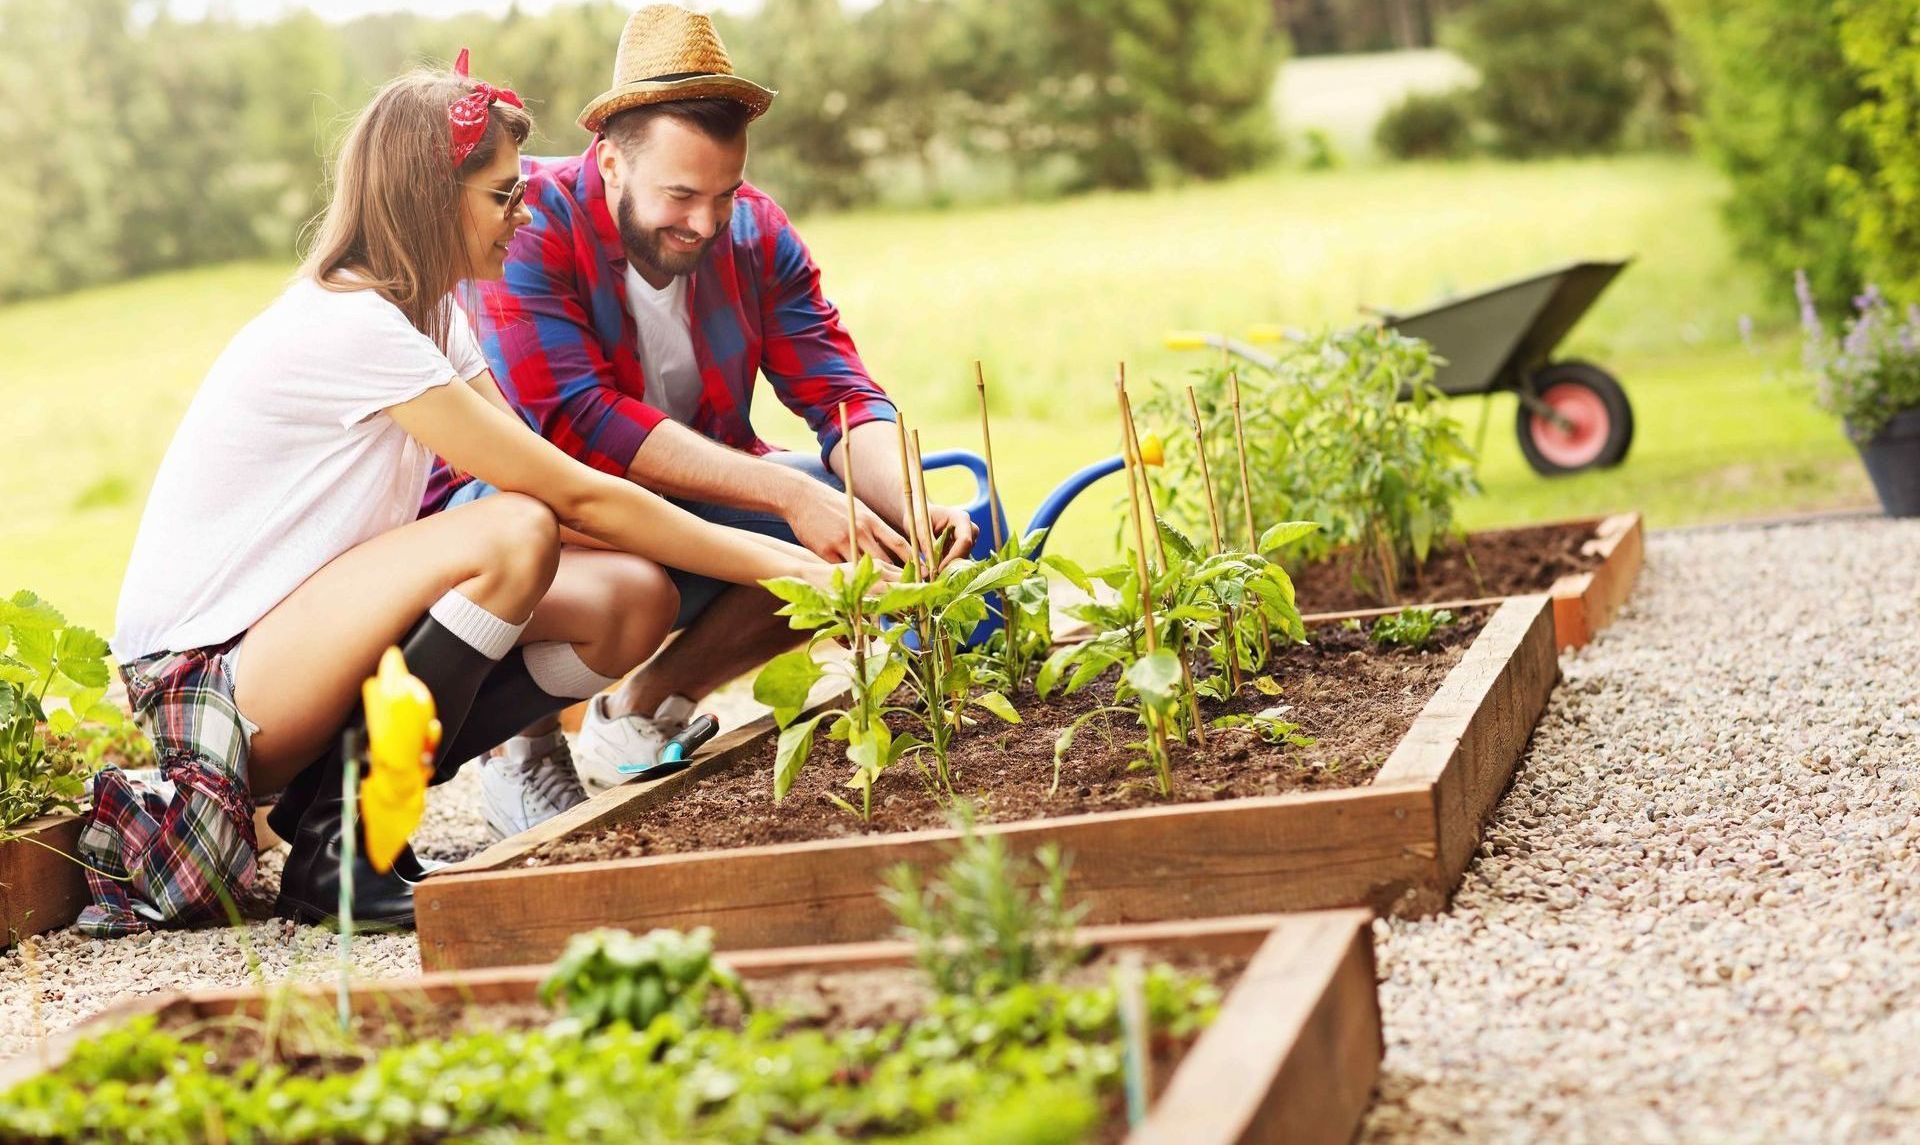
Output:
top-left (1793, 271), bottom-right (1920, 440)
top-left (1369, 607), bottom-right (1457, 649)
top-left (0, 591), bottom-right (132, 832)
top-left (1142, 325), bottom-right (1480, 603)
top-left (882, 806), bottom-right (1087, 996)
top-left (538, 925), bottom-right (749, 1034)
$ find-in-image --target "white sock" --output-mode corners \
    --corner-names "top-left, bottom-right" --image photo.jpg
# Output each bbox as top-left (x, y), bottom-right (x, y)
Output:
top-left (428, 588), bottom-right (526, 660)
top-left (523, 641), bottom-right (621, 699)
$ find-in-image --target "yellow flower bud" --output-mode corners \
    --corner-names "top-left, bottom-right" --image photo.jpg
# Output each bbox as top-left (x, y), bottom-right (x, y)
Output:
top-left (359, 646), bottom-right (440, 874)
top-left (1137, 432), bottom-right (1165, 467)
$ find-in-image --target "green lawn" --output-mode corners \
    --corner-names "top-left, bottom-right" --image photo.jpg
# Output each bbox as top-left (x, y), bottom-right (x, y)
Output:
top-left (0, 153), bottom-right (1867, 633)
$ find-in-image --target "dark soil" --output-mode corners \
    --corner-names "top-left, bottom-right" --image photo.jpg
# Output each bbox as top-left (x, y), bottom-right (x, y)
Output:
top-left (528, 611), bottom-right (1486, 866)
top-left (1288, 520), bottom-right (1602, 613)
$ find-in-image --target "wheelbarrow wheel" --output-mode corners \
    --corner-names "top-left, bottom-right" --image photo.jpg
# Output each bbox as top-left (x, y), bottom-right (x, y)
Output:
top-left (1515, 360), bottom-right (1633, 476)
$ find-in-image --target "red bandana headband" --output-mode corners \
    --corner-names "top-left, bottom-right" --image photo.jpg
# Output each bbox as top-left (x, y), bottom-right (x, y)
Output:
top-left (449, 48), bottom-right (524, 167)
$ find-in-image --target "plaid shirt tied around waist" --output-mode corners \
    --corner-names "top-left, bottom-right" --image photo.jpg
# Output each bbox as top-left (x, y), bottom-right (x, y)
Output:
top-left (426, 143), bottom-right (896, 512)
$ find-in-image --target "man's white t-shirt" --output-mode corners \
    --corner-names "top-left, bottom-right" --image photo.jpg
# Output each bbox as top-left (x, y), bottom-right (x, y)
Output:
top-left (112, 278), bottom-right (488, 661)
top-left (622, 264), bottom-right (701, 424)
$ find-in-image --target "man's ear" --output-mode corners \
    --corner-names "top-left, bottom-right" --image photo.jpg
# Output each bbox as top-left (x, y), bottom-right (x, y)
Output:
top-left (594, 136), bottom-right (621, 194)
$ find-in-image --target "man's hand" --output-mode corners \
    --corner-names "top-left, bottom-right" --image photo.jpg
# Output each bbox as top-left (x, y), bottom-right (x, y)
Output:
top-left (784, 474), bottom-right (915, 566)
top-left (925, 504), bottom-right (981, 572)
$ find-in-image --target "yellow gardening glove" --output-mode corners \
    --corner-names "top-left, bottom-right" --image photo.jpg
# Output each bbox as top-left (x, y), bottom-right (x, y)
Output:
top-left (359, 646), bottom-right (440, 874)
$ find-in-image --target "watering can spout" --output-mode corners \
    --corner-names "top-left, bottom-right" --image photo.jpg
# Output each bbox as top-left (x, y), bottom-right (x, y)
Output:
top-left (1023, 456), bottom-right (1124, 555)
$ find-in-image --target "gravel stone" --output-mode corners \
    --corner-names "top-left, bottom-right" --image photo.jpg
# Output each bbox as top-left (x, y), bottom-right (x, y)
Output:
top-left (1361, 516), bottom-right (1920, 1144)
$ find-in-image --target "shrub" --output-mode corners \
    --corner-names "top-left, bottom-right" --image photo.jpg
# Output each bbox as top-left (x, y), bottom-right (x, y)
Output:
top-left (1832, 0), bottom-right (1920, 307)
top-left (0, 591), bottom-right (130, 832)
top-left (1669, 0), bottom-right (1867, 315)
top-left (1374, 89), bottom-right (1474, 160)
top-left (1453, 0), bottom-right (1683, 157)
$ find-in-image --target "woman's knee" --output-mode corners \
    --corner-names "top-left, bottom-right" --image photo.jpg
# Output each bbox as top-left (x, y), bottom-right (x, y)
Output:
top-left (601, 558), bottom-right (678, 666)
top-left (469, 493), bottom-right (561, 604)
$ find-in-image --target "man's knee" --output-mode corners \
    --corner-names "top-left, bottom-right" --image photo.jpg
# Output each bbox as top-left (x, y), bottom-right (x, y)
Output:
top-left (475, 493), bottom-right (561, 595)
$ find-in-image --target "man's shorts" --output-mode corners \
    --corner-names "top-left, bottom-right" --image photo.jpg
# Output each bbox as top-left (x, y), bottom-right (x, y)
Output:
top-left (442, 451), bottom-right (840, 630)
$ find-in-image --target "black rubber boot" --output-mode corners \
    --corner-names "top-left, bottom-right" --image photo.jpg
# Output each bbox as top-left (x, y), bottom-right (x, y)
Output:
top-left (267, 761), bottom-right (442, 884)
top-left (432, 648), bottom-right (581, 774)
top-left (273, 611), bottom-right (508, 929)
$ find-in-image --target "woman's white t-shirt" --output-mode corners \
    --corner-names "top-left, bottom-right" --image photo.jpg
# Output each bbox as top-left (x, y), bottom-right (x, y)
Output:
top-left (112, 278), bottom-right (487, 662)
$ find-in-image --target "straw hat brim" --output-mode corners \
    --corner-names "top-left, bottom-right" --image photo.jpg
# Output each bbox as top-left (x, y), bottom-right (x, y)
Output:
top-left (579, 75), bottom-right (777, 134)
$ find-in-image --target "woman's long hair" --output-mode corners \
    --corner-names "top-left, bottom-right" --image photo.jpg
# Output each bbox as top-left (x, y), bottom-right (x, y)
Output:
top-left (299, 69), bottom-right (531, 353)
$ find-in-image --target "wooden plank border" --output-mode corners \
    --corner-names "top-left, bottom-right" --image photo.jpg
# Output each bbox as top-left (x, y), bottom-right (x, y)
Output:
top-left (415, 595), bottom-right (1555, 969)
top-left (1300, 511), bottom-right (1644, 652)
top-left (0, 814), bottom-right (88, 949)
top-left (1, 911), bottom-right (1382, 1145)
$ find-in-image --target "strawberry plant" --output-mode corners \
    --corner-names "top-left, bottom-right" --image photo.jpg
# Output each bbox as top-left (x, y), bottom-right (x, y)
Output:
top-left (1369, 606), bottom-right (1457, 649)
top-left (0, 591), bottom-right (133, 832)
top-left (539, 925), bottom-right (749, 1034)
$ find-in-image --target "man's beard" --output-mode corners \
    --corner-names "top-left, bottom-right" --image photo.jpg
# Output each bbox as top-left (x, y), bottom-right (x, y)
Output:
top-left (615, 190), bottom-right (723, 279)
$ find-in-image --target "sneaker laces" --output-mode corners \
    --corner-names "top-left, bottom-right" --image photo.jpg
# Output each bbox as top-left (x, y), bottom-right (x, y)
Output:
top-left (501, 732), bottom-right (586, 812)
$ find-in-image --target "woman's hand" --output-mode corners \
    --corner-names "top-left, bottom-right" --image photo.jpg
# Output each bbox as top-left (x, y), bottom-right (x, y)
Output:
top-left (791, 559), bottom-right (900, 595)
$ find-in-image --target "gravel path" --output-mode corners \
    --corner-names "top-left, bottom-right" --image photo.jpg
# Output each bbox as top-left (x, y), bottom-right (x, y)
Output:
top-left (6, 517), bottom-right (1918, 1144)
top-left (1362, 515), bottom-right (1920, 1143)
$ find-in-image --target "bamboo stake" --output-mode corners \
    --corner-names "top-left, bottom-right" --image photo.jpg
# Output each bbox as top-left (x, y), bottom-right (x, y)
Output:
top-left (1116, 373), bottom-right (1173, 766)
top-left (1118, 370), bottom-right (1201, 744)
top-left (1185, 385), bottom-right (1226, 552)
top-left (975, 361), bottom-right (1019, 684)
top-left (893, 416), bottom-right (927, 580)
top-left (839, 404), bottom-right (867, 664)
top-left (908, 430), bottom-right (957, 728)
top-left (1116, 366), bottom-right (1169, 571)
top-left (1228, 370), bottom-right (1272, 664)
top-left (1186, 384), bottom-right (1239, 692)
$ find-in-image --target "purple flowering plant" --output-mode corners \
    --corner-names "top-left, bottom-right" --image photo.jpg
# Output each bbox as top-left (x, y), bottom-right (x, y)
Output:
top-left (1796, 270), bottom-right (1920, 441)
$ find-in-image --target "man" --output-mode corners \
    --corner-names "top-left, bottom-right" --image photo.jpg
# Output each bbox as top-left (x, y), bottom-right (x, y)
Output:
top-left (426, 3), bottom-right (976, 836)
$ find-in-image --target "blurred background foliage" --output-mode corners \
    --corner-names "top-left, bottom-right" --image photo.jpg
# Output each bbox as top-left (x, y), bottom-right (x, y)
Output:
top-left (7, 0), bottom-right (1920, 627)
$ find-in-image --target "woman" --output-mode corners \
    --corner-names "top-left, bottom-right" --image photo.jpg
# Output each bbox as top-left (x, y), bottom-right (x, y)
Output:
top-left (89, 58), bottom-right (849, 935)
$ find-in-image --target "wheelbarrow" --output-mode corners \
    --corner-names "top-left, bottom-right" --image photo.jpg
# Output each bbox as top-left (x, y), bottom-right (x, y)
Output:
top-left (1169, 258), bottom-right (1635, 476)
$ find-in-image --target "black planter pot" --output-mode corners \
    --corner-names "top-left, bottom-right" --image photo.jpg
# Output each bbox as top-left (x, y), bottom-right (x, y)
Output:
top-left (1853, 408), bottom-right (1920, 517)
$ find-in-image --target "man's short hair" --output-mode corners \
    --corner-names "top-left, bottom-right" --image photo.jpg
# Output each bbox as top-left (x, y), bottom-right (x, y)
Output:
top-left (604, 98), bottom-right (752, 154)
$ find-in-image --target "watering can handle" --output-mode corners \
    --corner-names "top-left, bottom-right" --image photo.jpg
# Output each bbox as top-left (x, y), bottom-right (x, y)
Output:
top-left (918, 449), bottom-right (1009, 560)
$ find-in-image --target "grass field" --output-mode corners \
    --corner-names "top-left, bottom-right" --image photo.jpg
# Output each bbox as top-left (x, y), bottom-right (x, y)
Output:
top-left (0, 152), bottom-right (1868, 633)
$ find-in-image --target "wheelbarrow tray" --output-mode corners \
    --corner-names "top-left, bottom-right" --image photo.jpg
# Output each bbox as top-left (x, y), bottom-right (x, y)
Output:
top-left (3, 910), bottom-right (1382, 1145)
top-left (415, 596), bottom-right (1555, 970)
top-left (1377, 259), bottom-right (1629, 398)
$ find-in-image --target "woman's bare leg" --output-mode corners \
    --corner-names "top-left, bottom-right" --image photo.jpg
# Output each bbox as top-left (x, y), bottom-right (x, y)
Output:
top-left (233, 492), bottom-right (560, 795)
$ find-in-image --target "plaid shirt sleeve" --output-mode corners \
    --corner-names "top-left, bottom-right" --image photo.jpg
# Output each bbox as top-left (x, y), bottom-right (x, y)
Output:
top-left (750, 194), bottom-right (897, 461)
top-left (477, 188), bottom-right (669, 478)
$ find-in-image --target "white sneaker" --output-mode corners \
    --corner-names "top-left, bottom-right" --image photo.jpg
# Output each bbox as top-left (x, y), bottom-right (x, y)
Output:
top-left (573, 694), bottom-right (696, 794)
top-left (477, 730), bottom-right (589, 840)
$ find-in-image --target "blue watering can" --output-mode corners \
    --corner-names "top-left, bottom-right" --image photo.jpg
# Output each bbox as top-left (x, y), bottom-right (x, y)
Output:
top-left (914, 448), bottom-right (1133, 648)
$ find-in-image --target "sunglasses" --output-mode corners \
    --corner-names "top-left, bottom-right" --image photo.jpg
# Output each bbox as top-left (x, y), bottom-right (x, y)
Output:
top-left (465, 176), bottom-right (528, 219)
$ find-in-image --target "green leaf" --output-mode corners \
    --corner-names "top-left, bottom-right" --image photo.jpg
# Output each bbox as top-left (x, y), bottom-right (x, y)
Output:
top-left (874, 582), bottom-right (945, 614)
top-left (760, 576), bottom-right (832, 611)
top-left (1251, 675), bottom-right (1285, 696)
top-left (1124, 648), bottom-right (1182, 705)
top-left (0, 655), bottom-right (33, 686)
top-left (970, 691), bottom-right (1021, 724)
top-left (1258, 520), bottom-right (1321, 552)
top-left (0, 591), bottom-right (64, 632)
top-left (11, 627), bottom-right (53, 682)
top-left (753, 649), bottom-right (824, 728)
top-left (1409, 502), bottom-right (1434, 565)
top-left (1155, 518), bottom-right (1201, 563)
top-left (54, 627), bottom-right (110, 689)
top-left (773, 713), bottom-right (826, 801)
top-left (1040, 555), bottom-right (1094, 595)
top-left (867, 650), bottom-right (909, 701)
top-left (846, 719), bottom-right (891, 779)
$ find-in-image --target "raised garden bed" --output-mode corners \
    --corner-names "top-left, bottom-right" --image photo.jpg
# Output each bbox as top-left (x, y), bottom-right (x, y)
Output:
top-left (0, 813), bottom-right (88, 948)
top-left (416, 594), bottom-right (1556, 969)
top-left (1, 910), bottom-right (1381, 1145)
top-left (1294, 512), bottom-right (1643, 651)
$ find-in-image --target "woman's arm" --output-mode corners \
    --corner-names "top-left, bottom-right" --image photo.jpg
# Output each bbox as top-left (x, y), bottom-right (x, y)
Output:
top-left (388, 372), bottom-right (841, 588)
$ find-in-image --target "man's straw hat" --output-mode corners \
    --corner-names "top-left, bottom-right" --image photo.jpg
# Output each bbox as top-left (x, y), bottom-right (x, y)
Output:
top-left (578, 5), bottom-right (777, 134)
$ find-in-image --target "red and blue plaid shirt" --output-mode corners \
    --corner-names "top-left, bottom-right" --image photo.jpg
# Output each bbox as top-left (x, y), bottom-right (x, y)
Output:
top-left (425, 142), bottom-right (895, 512)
